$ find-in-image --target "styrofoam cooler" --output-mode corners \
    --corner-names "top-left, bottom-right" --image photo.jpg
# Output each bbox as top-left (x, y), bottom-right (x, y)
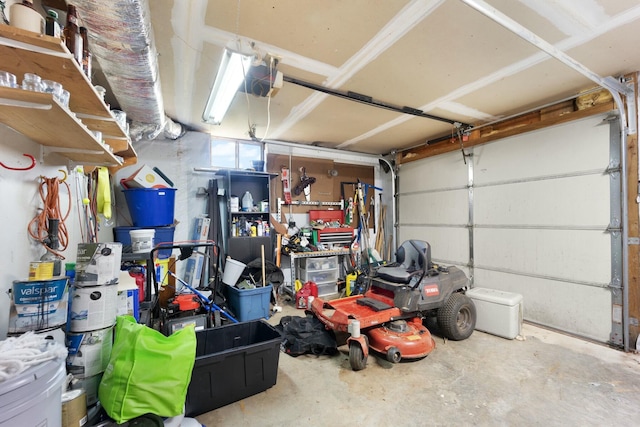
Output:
top-left (466, 287), bottom-right (523, 339)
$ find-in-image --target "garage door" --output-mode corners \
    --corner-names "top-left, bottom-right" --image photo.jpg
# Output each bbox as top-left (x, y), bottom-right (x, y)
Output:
top-left (398, 114), bottom-right (619, 343)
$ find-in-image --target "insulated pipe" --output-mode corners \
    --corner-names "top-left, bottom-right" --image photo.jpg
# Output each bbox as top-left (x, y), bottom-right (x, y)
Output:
top-left (460, 0), bottom-right (632, 350)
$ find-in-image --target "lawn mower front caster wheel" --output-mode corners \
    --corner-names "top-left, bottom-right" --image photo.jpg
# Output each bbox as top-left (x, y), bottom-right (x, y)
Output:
top-left (437, 292), bottom-right (476, 341)
top-left (349, 341), bottom-right (368, 371)
top-left (386, 346), bottom-right (401, 363)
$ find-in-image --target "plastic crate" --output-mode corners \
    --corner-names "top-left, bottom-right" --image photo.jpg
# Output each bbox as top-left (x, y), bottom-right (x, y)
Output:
top-left (185, 320), bottom-right (282, 417)
top-left (299, 256), bottom-right (338, 270)
top-left (299, 267), bottom-right (338, 284)
top-left (317, 281), bottom-right (338, 297)
top-left (123, 188), bottom-right (176, 227)
top-left (226, 285), bottom-right (272, 322)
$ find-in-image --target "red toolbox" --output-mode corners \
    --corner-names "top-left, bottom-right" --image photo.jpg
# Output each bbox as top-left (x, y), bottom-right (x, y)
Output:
top-left (309, 210), bottom-right (354, 245)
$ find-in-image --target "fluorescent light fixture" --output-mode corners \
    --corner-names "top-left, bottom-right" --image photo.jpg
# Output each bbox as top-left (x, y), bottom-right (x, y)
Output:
top-left (202, 49), bottom-right (253, 125)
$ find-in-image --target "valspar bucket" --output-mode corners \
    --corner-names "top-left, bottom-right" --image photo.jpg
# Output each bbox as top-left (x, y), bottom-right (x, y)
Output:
top-left (66, 326), bottom-right (114, 378)
top-left (9, 278), bottom-right (69, 334)
top-left (69, 285), bottom-right (118, 332)
top-left (129, 228), bottom-right (155, 253)
top-left (222, 258), bottom-right (246, 286)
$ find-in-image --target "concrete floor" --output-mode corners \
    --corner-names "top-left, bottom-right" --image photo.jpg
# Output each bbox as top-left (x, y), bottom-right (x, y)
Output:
top-left (195, 299), bottom-right (640, 427)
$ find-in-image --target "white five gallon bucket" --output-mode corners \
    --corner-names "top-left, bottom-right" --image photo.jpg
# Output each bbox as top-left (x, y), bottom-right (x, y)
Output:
top-left (69, 285), bottom-right (118, 332)
top-left (222, 258), bottom-right (246, 286)
top-left (129, 229), bottom-right (155, 253)
top-left (0, 358), bottom-right (66, 427)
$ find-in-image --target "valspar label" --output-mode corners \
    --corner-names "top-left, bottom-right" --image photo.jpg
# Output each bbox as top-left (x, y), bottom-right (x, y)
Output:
top-left (9, 278), bottom-right (69, 333)
top-left (13, 279), bottom-right (67, 305)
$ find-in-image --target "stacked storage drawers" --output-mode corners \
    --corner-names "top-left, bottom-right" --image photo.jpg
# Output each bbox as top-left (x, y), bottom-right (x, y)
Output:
top-left (298, 256), bottom-right (339, 296)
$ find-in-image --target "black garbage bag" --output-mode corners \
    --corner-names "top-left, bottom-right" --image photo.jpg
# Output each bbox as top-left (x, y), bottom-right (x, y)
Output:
top-left (245, 258), bottom-right (285, 286)
top-left (275, 314), bottom-right (338, 357)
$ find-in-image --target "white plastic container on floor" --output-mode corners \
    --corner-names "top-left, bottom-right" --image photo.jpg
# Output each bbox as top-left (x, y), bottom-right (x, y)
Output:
top-left (466, 287), bottom-right (523, 339)
top-left (0, 358), bottom-right (66, 427)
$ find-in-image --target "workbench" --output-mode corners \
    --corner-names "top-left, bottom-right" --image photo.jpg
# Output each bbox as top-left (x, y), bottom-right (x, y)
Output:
top-left (283, 248), bottom-right (351, 297)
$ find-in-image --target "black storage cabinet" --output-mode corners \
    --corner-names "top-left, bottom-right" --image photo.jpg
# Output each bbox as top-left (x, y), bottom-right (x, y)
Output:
top-left (185, 319), bottom-right (283, 417)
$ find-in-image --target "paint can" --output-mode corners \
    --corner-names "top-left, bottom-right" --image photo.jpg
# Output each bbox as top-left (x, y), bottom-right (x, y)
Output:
top-left (28, 261), bottom-right (54, 281)
top-left (69, 285), bottom-right (118, 332)
top-left (8, 278), bottom-right (69, 334)
top-left (129, 228), bottom-right (155, 253)
top-left (62, 389), bottom-right (88, 427)
top-left (66, 325), bottom-right (114, 378)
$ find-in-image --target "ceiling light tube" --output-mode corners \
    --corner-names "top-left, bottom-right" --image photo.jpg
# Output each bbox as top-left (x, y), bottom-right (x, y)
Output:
top-left (202, 49), bottom-right (253, 125)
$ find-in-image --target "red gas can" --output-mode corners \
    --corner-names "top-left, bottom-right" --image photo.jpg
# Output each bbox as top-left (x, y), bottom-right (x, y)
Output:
top-left (295, 281), bottom-right (318, 309)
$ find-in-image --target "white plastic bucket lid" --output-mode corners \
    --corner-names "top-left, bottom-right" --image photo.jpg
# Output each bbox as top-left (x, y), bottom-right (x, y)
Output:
top-left (129, 229), bottom-right (155, 238)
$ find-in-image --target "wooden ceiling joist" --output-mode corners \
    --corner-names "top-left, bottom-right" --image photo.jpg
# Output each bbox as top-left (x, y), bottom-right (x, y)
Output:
top-left (398, 93), bottom-right (616, 165)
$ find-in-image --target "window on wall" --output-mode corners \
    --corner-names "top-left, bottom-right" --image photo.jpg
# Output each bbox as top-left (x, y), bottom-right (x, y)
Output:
top-left (211, 139), bottom-right (263, 169)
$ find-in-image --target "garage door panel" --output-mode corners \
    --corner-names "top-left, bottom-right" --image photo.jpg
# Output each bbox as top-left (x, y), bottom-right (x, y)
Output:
top-left (400, 151), bottom-right (467, 192)
top-left (475, 174), bottom-right (609, 226)
top-left (474, 228), bottom-right (610, 284)
top-left (473, 269), bottom-right (611, 342)
top-left (399, 114), bottom-right (614, 343)
top-left (399, 189), bottom-right (468, 225)
top-left (474, 116), bottom-right (609, 185)
top-left (399, 226), bottom-right (468, 265)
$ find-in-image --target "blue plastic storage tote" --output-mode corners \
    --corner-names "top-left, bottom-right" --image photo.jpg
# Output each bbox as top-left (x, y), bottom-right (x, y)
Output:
top-left (226, 285), bottom-right (272, 322)
top-left (123, 188), bottom-right (176, 227)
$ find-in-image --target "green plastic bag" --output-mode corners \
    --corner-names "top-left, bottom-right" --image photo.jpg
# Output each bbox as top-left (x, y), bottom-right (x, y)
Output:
top-left (98, 315), bottom-right (197, 423)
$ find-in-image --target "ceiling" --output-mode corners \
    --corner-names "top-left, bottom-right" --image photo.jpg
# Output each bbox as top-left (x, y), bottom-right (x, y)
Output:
top-left (145, 0), bottom-right (640, 155)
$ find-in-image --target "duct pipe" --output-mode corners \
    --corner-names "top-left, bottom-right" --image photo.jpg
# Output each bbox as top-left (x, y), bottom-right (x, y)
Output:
top-left (460, 0), bottom-right (632, 351)
top-left (72, 0), bottom-right (184, 140)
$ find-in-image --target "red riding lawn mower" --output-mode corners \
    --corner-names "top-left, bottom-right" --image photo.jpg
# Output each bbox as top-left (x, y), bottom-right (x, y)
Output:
top-left (310, 240), bottom-right (476, 371)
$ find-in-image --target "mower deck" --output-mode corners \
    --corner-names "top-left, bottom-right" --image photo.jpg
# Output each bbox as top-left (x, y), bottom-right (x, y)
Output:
top-left (311, 292), bottom-right (403, 333)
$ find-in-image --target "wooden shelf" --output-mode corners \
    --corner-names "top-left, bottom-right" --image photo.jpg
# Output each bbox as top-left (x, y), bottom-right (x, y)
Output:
top-left (0, 26), bottom-right (137, 165)
top-left (0, 87), bottom-right (121, 165)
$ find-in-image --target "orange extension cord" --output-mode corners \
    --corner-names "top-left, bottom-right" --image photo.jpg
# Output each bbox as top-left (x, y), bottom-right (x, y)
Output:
top-left (28, 176), bottom-right (72, 260)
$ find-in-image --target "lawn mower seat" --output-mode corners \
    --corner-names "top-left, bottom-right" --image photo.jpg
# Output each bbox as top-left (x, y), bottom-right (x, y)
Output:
top-left (376, 240), bottom-right (431, 284)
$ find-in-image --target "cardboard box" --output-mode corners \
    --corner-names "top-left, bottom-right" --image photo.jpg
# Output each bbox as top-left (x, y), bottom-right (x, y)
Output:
top-left (183, 252), bottom-right (205, 290)
top-left (191, 216), bottom-right (211, 241)
top-left (116, 276), bottom-right (140, 321)
top-left (123, 164), bottom-right (172, 189)
top-left (75, 243), bottom-right (122, 286)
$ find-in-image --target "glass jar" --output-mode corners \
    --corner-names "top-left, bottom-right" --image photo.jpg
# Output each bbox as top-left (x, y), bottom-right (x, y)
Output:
top-left (22, 73), bottom-right (43, 92)
top-left (59, 89), bottom-right (70, 108)
top-left (42, 79), bottom-right (63, 100)
top-left (0, 71), bottom-right (18, 88)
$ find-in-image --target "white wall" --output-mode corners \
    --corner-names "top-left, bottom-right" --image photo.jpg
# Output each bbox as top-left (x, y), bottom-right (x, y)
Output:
top-left (0, 125), bottom-right (85, 338)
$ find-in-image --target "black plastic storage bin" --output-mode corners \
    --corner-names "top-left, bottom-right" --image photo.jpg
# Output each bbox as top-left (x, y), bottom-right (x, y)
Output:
top-left (185, 319), bottom-right (283, 417)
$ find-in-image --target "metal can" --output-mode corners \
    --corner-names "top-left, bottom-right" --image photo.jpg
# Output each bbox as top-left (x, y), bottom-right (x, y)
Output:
top-left (29, 261), bottom-right (54, 281)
